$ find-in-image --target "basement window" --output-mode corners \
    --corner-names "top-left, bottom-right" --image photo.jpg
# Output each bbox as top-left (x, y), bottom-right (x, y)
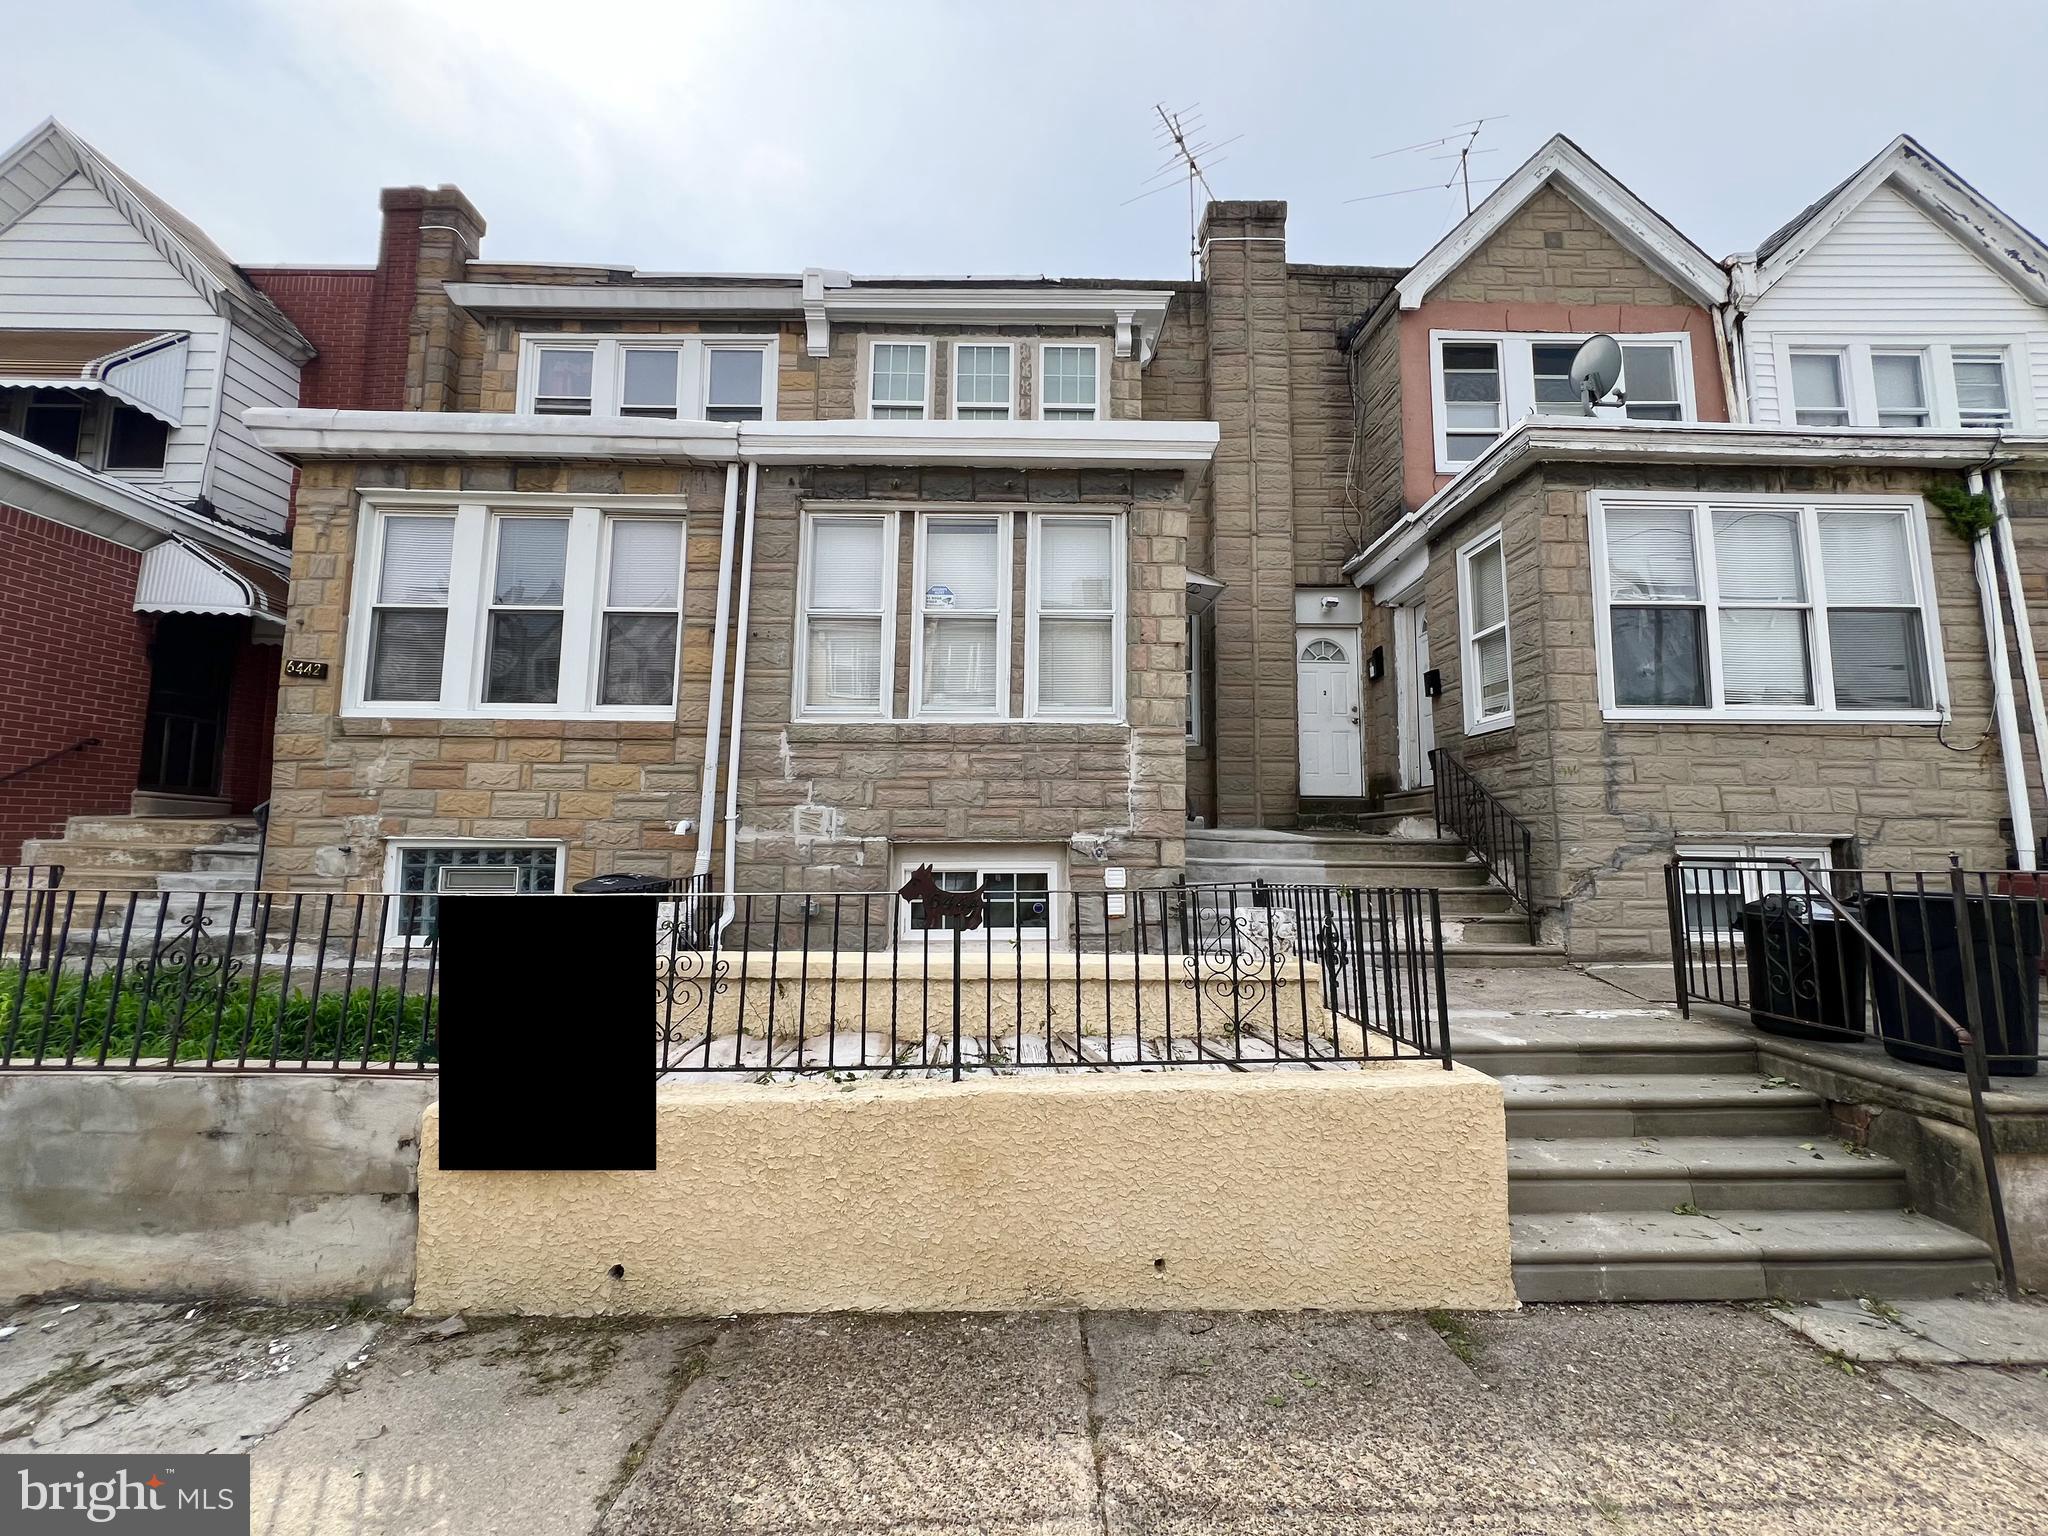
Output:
top-left (388, 842), bottom-right (562, 944)
top-left (892, 845), bottom-right (1063, 945)
top-left (1677, 842), bottom-right (1834, 947)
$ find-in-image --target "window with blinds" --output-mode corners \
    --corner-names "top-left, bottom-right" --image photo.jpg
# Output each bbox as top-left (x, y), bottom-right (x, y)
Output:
top-left (801, 514), bottom-right (894, 715)
top-left (916, 515), bottom-right (1006, 716)
top-left (1592, 493), bottom-right (1939, 719)
top-left (1031, 514), bottom-right (1120, 720)
top-left (1457, 528), bottom-right (1513, 731)
top-left (352, 501), bottom-right (687, 718)
top-left (518, 335), bottom-right (775, 421)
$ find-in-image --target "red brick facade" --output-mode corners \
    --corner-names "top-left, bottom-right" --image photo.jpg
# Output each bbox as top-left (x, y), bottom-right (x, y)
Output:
top-left (221, 627), bottom-right (279, 816)
top-left (0, 505), bottom-right (154, 863)
top-left (245, 270), bottom-right (375, 409)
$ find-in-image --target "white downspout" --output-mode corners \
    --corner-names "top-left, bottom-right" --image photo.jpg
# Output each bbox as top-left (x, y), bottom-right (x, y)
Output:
top-left (1990, 467), bottom-right (2048, 842)
top-left (1969, 469), bottom-right (2036, 871)
top-left (718, 461), bottom-right (761, 929)
top-left (690, 463), bottom-right (742, 882)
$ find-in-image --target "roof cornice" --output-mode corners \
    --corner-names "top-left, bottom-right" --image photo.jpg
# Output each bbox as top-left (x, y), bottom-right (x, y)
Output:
top-left (1395, 135), bottom-right (1728, 312)
top-left (242, 409), bottom-right (1218, 471)
top-left (1345, 418), bottom-right (2044, 587)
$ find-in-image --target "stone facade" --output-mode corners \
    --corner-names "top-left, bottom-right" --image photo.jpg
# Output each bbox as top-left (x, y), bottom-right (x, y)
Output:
top-left (1424, 459), bottom-right (2036, 959)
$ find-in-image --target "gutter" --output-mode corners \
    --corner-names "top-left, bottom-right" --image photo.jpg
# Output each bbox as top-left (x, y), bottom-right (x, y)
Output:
top-left (1968, 468), bottom-right (2036, 871)
top-left (690, 464), bottom-right (743, 883)
top-left (1989, 466), bottom-right (2048, 849)
top-left (718, 462), bottom-right (761, 932)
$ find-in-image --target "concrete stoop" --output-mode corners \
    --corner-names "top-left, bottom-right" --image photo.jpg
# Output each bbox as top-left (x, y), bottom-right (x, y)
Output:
top-left (20, 815), bottom-right (261, 912)
top-left (1185, 825), bottom-right (1559, 966)
top-left (1460, 1014), bottom-right (1999, 1303)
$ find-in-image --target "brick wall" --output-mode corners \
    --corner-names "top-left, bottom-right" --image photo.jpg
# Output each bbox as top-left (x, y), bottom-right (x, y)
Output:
top-left (0, 506), bottom-right (152, 862)
top-left (244, 270), bottom-right (375, 409)
top-left (1426, 462), bottom-right (2027, 958)
top-left (220, 628), bottom-right (278, 815)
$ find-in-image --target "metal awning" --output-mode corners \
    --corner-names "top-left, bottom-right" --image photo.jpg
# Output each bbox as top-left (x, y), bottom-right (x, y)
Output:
top-left (1187, 570), bottom-right (1225, 616)
top-left (135, 539), bottom-right (287, 627)
top-left (0, 329), bottom-right (189, 423)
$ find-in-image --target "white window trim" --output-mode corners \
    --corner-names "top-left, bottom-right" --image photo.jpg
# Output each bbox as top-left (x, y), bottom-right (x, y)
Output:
top-left (949, 339), bottom-right (1016, 421)
top-left (514, 333), bottom-right (778, 422)
top-left (1430, 330), bottom-right (1697, 473)
top-left (889, 844), bottom-right (1067, 948)
top-left (908, 510), bottom-right (1013, 721)
top-left (1587, 490), bottom-right (1949, 725)
top-left (793, 509), bottom-right (901, 721)
top-left (1764, 336), bottom-right (2031, 432)
top-left (861, 336), bottom-right (935, 420)
top-left (345, 492), bottom-right (688, 722)
top-left (380, 836), bottom-right (566, 947)
top-left (1185, 611), bottom-right (1204, 746)
top-left (1678, 841), bottom-right (1835, 946)
top-left (1455, 524), bottom-right (1513, 735)
top-left (1035, 340), bottom-right (1106, 422)
top-left (1024, 510), bottom-right (1127, 724)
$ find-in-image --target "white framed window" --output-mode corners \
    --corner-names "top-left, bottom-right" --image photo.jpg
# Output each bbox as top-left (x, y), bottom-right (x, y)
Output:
top-left (1027, 512), bottom-right (1123, 721)
top-left (385, 839), bottom-right (564, 946)
top-left (516, 335), bottom-right (776, 422)
top-left (1431, 331), bottom-right (1696, 469)
top-left (891, 844), bottom-right (1065, 947)
top-left (1952, 349), bottom-right (2013, 429)
top-left (1872, 351), bottom-right (1930, 428)
top-left (1790, 349), bottom-right (1851, 426)
top-left (951, 342), bottom-right (1014, 421)
top-left (796, 512), bottom-right (897, 718)
top-left (912, 513), bottom-right (1010, 718)
top-left (1038, 342), bottom-right (1102, 422)
top-left (348, 495), bottom-right (687, 720)
top-left (867, 340), bottom-right (931, 420)
top-left (1185, 612), bottom-right (1203, 744)
top-left (1678, 842), bottom-right (1834, 946)
top-left (1456, 526), bottom-right (1513, 733)
top-left (1589, 491), bottom-right (1945, 723)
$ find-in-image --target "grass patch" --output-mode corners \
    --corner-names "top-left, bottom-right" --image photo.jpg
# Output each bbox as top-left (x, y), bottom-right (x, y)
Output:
top-left (1425, 1310), bottom-right (1481, 1368)
top-left (0, 966), bottom-right (434, 1065)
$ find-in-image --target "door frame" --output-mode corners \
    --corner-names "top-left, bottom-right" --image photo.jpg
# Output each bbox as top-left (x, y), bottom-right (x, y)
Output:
top-left (1391, 594), bottom-right (1434, 791)
top-left (1294, 622), bottom-right (1364, 799)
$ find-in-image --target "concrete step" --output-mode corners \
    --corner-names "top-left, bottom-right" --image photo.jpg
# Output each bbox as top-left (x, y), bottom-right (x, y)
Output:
top-left (155, 871), bottom-right (260, 896)
top-left (55, 816), bottom-right (255, 848)
top-left (1186, 857), bottom-right (1494, 888)
top-left (1458, 1015), bottom-right (1760, 1077)
top-left (1499, 1072), bottom-right (1829, 1137)
top-left (1437, 942), bottom-right (1571, 968)
top-left (187, 844), bottom-right (260, 874)
top-left (1186, 885), bottom-right (1516, 920)
top-left (1511, 1209), bottom-right (1997, 1303)
top-left (1188, 829), bottom-right (1467, 860)
top-left (1508, 1135), bottom-right (1909, 1214)
top-left (19, 841), bottom-right (206, 874)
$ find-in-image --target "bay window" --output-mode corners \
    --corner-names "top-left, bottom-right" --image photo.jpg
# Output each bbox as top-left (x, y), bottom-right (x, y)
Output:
top-left (1038, 343), bottom-right (1101, 421)
top-left (1433, 332), bottom-right (1695, 467)
top-left (1456, 526), bottom-right (1512, 732)
top-left (868, 341), bottom-right (930, 419)
top-left (517, 335), bottom-right (775, 421)
top-left (351, 497), bottom-right (686, 719)
top-left (951, 343), bottom-right (1014, 421)
top-left (1591, 492), bottom-right (1941, 720)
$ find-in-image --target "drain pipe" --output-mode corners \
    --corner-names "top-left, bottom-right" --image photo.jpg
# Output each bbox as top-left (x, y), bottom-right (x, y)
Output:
top-left (1989, 466), bottom-right (2048, 835)
top-left (718, 461), bottom-right (761, 930)
top-left (1968, 468), bottom-right (2036, 871)
top-left (690, 463), bottom-right (742, 885)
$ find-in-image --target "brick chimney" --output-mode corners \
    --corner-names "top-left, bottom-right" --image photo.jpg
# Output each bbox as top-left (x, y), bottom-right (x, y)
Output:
top-left (377, 185), bottom-right (485, 413)
top-left (1199, 200), bottom-right (1298, 827)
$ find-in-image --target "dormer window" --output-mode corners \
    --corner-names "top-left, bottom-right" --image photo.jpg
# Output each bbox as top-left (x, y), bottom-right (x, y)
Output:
top-left (518, 336), bottom-right (775, 422)
top-left (1953, 351), bottom-right (2012, 428)
top-left (1775, 342), bottom-right (2019, 431)
top-left (1432, 332), bottom-right (1696, 468)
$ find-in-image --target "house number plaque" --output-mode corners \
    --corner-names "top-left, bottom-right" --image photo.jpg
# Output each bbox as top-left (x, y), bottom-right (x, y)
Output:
top-left (282, 658), bottom-right (330, 680)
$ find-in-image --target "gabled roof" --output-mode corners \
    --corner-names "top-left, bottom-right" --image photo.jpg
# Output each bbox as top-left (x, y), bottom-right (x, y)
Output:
top-left (1737, 134), bottom-right (2048, 307)
top-left (0, 118), bottom-right (314, 361)
top-left (1394, 134), bottom-right (1727, 311)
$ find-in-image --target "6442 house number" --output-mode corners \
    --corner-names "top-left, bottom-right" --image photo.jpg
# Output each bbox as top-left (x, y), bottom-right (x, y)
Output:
top-left (282, 658), bottom-right (329, 680)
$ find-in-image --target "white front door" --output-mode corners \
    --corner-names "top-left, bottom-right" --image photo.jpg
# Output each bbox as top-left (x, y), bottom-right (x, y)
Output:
top-left (1296, 628), bottom-right (1363, 798)
top-left (1397, 604), bottom-right (1437, 790)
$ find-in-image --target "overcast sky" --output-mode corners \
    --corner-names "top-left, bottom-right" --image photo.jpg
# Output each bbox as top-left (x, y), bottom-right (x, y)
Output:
top-left (6, 1), bottom-right (2046, 280)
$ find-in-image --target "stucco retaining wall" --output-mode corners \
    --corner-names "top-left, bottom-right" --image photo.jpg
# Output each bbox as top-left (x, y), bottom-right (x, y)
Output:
top-left (415, 1065), bottom-right (1514, 1317)
top-left (0, 1073), bottom-right (434, 1304)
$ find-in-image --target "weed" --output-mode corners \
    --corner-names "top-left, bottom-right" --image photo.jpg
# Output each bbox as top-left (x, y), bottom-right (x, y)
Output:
top-left (1671, 1201), bottom-right (1704, 1217)
top-left (1425, 1310), bottom-right (1481, 1368)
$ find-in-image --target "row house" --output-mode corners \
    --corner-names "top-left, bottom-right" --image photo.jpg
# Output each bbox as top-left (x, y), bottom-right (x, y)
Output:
top-left (1342, 135), bottom-right (2048, 956)
top-left (0, 120), bottom-right (314, 867)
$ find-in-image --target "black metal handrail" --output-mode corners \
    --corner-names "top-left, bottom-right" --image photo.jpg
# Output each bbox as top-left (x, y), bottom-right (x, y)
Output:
top-left (0, 736), bottom-right (100, 788)
top-left (1665, 854), bottom-right (2028, 1299)
top-left (1428, 748), bottom-right (1536, 942)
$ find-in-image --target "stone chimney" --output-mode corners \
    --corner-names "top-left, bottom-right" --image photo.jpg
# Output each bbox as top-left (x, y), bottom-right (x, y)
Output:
top-left (1199, 200), bottom-right (1298, 827)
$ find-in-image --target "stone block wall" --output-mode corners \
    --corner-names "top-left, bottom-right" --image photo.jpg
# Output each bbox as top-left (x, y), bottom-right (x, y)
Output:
top-left (1427, 461), bottom-right (2027, 959)
top-left (1435, 184), bottom-right (1687, 308)
top-left (1286, 265), bottom-right (1399, 588)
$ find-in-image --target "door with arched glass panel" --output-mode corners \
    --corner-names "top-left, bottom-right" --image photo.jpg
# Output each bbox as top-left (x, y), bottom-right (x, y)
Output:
top-left (1295, 629), bottom-right (1363, 797)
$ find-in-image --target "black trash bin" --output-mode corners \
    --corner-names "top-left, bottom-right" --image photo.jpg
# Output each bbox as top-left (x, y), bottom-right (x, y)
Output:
top-left (572, 873), bottom-right (679, 895)
top-left (1739, 895), bottom-right (1866, 1041)
top-left (1864, 891), bottom-right (2042, 1077)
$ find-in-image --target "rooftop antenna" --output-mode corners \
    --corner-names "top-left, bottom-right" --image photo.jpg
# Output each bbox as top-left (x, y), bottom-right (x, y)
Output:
top-left (1124, 102), bottom-right (1240, 281)
top-left (1346, 115), bottom-right (1507, 214)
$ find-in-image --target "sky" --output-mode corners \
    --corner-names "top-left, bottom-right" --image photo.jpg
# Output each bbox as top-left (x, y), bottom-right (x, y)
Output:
top-left (4, 0), bottom-right (2046, 281)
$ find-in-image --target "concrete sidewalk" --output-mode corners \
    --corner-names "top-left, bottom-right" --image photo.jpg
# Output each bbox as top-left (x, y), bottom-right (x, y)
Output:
top-left (6, 1297), bottom-right (2048, 1533)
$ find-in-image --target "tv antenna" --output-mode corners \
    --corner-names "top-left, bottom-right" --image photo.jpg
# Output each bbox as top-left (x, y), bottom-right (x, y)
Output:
top-left (1347, 116), bottom-right (1507, 215)
top-left (1125, 102), bottom-right (1240, 281)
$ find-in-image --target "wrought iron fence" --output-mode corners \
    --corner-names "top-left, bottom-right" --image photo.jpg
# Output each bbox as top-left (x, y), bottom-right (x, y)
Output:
top-left (1666, 854), bottom-right (2042, 1298)
top-left (655, 881), bottom-right (1451, 1079)
top-left (1429, 748), bottom-right (1537, 942)
top-left (0, 885), bottom-right (439, 1072)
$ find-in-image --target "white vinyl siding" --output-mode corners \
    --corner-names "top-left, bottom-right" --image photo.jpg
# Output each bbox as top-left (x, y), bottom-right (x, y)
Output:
top-left (1588, 491), bottom-right (1946, 723)
top-left (1744, 184), bottom-right (2047, 429)
top-left (204, 323), bottom-right (301, 531)
top-left (0, 174), bottom-right (224, 509)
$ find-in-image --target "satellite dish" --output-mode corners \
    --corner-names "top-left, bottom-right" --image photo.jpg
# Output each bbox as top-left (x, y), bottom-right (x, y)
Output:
top-left (1568, 334), bottom-right (1625, 414)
